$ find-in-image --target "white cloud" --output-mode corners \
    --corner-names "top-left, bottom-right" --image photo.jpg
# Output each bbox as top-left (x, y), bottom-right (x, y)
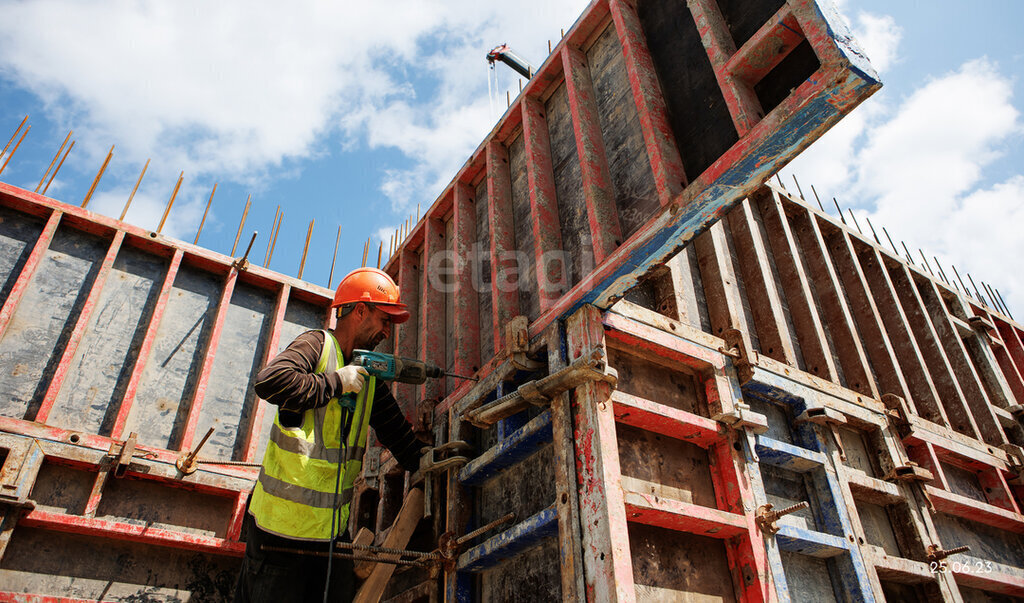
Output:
top-left (853, 13), bottom-right (901, 73)
top-left (0, 0), bottom-right (587, 237)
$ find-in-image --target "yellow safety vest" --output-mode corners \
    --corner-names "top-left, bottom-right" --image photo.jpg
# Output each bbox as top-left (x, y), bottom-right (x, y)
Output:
top-left (249, 330), bottom-right (375, 541)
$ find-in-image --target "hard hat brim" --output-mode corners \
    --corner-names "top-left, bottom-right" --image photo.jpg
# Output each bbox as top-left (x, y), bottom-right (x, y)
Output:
top-left (376, 303), bottom-right (411, 324)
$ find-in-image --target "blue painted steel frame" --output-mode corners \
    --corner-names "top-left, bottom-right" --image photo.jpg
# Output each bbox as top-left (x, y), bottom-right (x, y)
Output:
top-left (742, 370), bottom-right (877, 602)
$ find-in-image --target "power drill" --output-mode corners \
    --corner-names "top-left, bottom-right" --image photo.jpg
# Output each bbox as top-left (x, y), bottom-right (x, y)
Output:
top-left (349, 349), bottom-right (477, 384)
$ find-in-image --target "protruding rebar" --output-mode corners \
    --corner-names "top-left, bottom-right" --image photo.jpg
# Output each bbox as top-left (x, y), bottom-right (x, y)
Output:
top-left (900, 241), bottom-right (915, 265)
top-left (776, 174), bottom-right (786, 190)
top-left (934, 257), bottom-right (952, 287)
top-left (36, 130), bottom-right (72, 193)
top-left (328, 225), bottom-right (341, 288)
top-left (264, 206), bottom-right (280, 267)
top-left (157, 171), bottom-right (184, 233)
top-left (966, 273), bottom-right (987, 306)
top-left (810, 185), bottom-right (825, 212)
top-left (0, 124), bottom-right (30, 178)
top-left (995, 287), bottom-right (1014, 320)
top-left (43, 139), bottom-right (75, 196)
top-left (864, 216), bottom-right (881, 245)
top-left (847, 209), bottom-right (863, 234)
top-left (376, 242), bottom-right (382, 269)
top-left (298, 220), bottom-right (314, 279)
top-left (881, 227), bottom-right (899, 256)
top-left (456, 512), bottom-right (516, 545)
top-left (267, 207), bottom-right (283, 268)
top-left (194, 183), bottom-right (216, 245)
top-left (919, 250), bottom-right (935, 276)
top-left (176, 427), bottom-right (215, 474)
top-left (231, 194), bottom-right (252, 256)
top-left (1, 115), bottom-right (28, 160)
top-left (81, 144), bottom-right (114, 208)
top-left (951, 265), bottom-right (972, 300)
top-left (792, 174), bottom-right (804, 199)
top-left (121, 158), bottom-right (150, 221)
top-left (833, 198), bottom-right (846, 225)
top-left (361, 237), bottom-right (369, 268)
top-left (983, 282), bottom-right (1004, 315)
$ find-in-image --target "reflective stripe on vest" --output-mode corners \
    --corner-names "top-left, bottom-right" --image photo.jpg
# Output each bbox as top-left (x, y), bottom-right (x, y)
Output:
top-left (249, 330), bottom-right (375, 541)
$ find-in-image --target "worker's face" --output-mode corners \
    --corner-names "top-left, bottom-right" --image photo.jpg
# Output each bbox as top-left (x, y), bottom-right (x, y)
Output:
top-left (357, 304), bottom-right (393, 350)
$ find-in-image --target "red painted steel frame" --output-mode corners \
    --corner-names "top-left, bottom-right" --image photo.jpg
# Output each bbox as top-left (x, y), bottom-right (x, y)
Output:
top-left (688, 0), bottom-right (766, 136)
top-left (608, 0), bottom-right (688, 205)
top-left (35, 230), bottom-right (126, 423)
top-left (522, 96), bottom-right (566, 312)
top-left (568, 305), bottom-right (635, 602)
top-left (485, 140), bottom-right (520, 350)
top-left (561, 45), bottom-right (623, 265)
top-left (606, 312), bottom-right (769, 602)
top-left (20, 509), bottom-right (246, 556)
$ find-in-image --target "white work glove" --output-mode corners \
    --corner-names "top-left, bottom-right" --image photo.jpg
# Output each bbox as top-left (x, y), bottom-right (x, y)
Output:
top-left (336, 365), bottom-right (369, 394)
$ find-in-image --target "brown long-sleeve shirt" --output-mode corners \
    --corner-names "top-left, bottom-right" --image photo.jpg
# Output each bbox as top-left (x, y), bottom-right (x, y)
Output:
top-left (254, 330), bottom-right (422, 472)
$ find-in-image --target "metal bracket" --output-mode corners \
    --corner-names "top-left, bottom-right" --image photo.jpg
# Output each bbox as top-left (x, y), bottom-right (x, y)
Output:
top-left (797, 407), bottom-right (848, 461)
top-left (715, 401), bottom-right (769, 435)
top-left (506, 315), bottom-right (545, 372)
top-left (968, 315), bottom-right (996, 334)
top-left (107, 432), bottom-right (138, 478)
top-left (718, 328), bottom-right (758, 384)
top-left (1000, 443), bottom-right (1024, 476)
top-left (884, 462), bottom-right (934, 483)
top-left (882, 393), bottom-right (914, 437)
top-left (363, 447), bottom-right (383, 491)
top-left (231, 231), bottom-right (257, 272)
top-left (419, 441), bottom-right (472, 519)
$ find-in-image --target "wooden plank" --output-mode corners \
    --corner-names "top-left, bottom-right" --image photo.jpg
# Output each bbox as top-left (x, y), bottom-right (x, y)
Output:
top-left (561, 45), bottom-right (623, 265)
top-left (242, 284), bottom-right (290, 462)
top-left (755, 190), bottom-right (838, 382)
top-left (726, 198), bottom-right (797, 365)
top-left (854, 243), bottom-right (980, 440)
top-left (567, 304), bottom-right (635, 602)
top-left (352, 527), bottom-right (378, 580)
top-left (353, 488), bottom-right (425, 603)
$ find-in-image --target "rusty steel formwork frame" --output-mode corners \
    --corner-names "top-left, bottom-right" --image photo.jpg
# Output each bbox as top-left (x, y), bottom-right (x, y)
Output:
top-left (0, 177), bottom-right (334, 600)
top-left (16, 0), bottom-right (1009, 599)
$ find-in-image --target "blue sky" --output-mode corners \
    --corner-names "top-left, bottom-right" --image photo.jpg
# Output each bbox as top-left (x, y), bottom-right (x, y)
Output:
top-left (1, 0), bottom-right (1022, 315)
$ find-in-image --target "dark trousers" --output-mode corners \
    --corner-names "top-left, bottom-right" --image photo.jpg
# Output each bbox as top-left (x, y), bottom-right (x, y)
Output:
top-left (233, 511), bottom-right (355, 603)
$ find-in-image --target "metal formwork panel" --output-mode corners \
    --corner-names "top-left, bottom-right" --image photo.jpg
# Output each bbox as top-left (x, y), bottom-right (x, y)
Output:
top-left (0, 182), bottom-right (332, 601)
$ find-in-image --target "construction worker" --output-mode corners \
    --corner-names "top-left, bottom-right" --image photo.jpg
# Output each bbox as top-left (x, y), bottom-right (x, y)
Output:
top-left (234, 267), bottom-right (424, 602)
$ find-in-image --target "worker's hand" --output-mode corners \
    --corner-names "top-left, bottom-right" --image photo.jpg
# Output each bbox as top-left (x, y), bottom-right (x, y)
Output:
top-left (336, 365), bottom-right (369, 394)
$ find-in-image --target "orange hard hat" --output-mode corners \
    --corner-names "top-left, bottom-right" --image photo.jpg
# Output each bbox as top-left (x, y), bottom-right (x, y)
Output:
top-left (332, 267), bottom-right (410, 323)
